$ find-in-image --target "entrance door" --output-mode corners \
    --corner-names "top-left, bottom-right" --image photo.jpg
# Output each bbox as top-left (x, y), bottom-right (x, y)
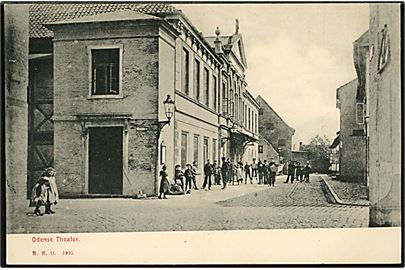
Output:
top-left (88, 127), bottom-right (123, 194)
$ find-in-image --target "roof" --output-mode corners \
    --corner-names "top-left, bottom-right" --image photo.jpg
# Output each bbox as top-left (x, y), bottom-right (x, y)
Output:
top-left (256, 95), bottom-right (295, 133)
top-left (29, 3), bottom-right (180, 38)
top-left (47, 10), bottom-right (162, 26)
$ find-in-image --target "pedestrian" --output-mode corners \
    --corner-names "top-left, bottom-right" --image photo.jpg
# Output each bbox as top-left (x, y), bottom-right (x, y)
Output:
top-left (29, 177), bottom-right (47, 216)
top-left (202, 160), bottom-right (213, 190)
top-left (192, 161), bottom-right (200, 190)
top-left (174, 164), bottom-right (185, 191)
top-left (262, 160), bottom-right (269, 185)
top-left (257, 159), bottom-right (264, 184)
top-left (244, 162), bottom-right (252, 184)
top-left (220, 157), bottom-right (229, 189)
top-left (236, 162), bottom-right (244, 185)
top-left (228, 160), bottom-right (235, 185)
top-left (38, 167), bottom-right (59, 214)
top-left (184, 163), bottom-right (194, 193)
top-left (212, 160), bottom-right (221, 185)
top-left (251, 158), bottom-right (258, 181)
top-left (268, 158), bottom-right (278, 187)
top-left (159, 164), bottom-right (170, 199)
top-left (277, 160), bottom-right (284, 176)
top-left (296, 162), bottom-right (304, 182)
top-left (303, 161), bottom-right (312, 183)
top-left (284, 160), bottom-right (295, 184)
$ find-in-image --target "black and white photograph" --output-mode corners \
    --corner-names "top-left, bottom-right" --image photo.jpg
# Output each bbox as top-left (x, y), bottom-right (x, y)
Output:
top-left (3, 1), bottom-right (402, 265)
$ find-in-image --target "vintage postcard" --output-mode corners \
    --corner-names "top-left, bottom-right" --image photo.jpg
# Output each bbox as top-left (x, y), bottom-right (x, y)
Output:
top-left (3, 1), bottom-right (402, 265)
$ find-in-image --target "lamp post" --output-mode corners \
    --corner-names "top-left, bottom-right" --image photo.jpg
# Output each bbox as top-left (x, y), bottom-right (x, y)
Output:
top-left (158, 95), bottom-right (175, 134)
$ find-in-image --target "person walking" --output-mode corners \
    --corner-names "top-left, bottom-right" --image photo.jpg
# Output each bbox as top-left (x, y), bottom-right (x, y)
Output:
top-left (159, 164), bottom-right (170, 199)
top-left (257, 159), bottom-right (264, 184)
top-left (40, 167), bottom-right (59, 214)
top-left (202, 160), bottom-right (213, 190)
top-left (192, 161), bottom-right (200, 190)
top-left (268, 158), bottom-right (278, 187)
top-left (236, 162), bottom-right (244, 185)
top-left (244, 162), bottom-right (252, 184)
top-left (303, 161), bottom-right (312, 183)
top-left (29, 177), bottom-right (47, 216)
top-left (212, 160), bottom-right (221, 185)
top-left (220, 157), bottom-right (229, 189)
top-left (174, 164), bottom-right (185, 191)
top-left (251, 158), bottom-right (258, 181)
top-left (184, 163), bottom-right (194, 193)
top-left (284, 160), bottom-right (295, 184)
top-left (262, 160), bottom-right (269, 185)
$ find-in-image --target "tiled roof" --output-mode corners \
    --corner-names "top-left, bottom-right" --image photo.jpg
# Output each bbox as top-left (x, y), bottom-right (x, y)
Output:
top-left (29, 3), bottom-right (180, 38)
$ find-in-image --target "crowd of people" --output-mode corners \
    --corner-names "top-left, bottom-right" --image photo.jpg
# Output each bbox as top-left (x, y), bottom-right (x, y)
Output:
top-left (159, 158), bottom-right (313, 199)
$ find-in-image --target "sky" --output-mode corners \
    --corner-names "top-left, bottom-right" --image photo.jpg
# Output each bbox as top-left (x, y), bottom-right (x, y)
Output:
top-left (175, 3), bottom-right (369, 149)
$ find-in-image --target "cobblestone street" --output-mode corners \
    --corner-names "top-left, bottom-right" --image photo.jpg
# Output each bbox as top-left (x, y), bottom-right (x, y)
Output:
top-left (7, 175), bottom-right (369, 234)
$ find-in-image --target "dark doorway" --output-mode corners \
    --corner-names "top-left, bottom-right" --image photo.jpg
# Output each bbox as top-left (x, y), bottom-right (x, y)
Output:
top-left (89, 127), bottom-right (123, 194)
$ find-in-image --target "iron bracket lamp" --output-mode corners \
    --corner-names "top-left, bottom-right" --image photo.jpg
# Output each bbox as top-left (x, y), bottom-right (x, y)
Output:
top-left (158, 94), bottom-right (175, 134)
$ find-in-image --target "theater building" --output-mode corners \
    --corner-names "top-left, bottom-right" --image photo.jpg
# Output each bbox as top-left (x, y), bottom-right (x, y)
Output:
top-left (28, 3), bottom-right (260, 196)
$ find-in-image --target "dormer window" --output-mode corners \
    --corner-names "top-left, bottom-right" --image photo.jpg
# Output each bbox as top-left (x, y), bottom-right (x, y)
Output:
top-left (88, 45), bottom-right (123, 98)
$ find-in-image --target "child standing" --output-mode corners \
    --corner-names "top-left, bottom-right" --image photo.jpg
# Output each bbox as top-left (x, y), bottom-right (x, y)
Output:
top-left (29, 177), bottom-right (47, 216)
top-left (184, 164), bottom-right (194, 193)
top-left (159, 164), bottom-right (170, 199)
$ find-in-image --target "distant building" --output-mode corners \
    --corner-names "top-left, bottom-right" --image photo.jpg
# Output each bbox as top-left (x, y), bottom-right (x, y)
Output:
top-left (335, 79), bottom-right (367, 183)
top-left (256, 95), bottom-right (295, 161)
top-left (258, 135), bottom-right (280, 163)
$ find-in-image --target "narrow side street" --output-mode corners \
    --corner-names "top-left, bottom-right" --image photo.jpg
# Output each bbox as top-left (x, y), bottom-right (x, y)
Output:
top-left (8, 175), bottom-right (368, 234)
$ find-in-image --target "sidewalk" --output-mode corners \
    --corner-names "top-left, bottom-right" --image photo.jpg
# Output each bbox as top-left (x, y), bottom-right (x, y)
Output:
top-left (320, 175), bottom-right (369, 206)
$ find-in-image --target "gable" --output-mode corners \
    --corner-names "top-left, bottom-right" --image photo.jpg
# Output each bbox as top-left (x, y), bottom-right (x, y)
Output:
top-left (230, 34), bottom-right (248, 68)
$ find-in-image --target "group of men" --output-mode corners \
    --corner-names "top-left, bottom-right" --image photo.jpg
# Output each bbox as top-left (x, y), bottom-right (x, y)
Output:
top-left (285, 160), bottom-right (312, 183)
top-left (201, 157), bottom-right (281, 190)
top-left (173, 158), bottom-right (313, 193)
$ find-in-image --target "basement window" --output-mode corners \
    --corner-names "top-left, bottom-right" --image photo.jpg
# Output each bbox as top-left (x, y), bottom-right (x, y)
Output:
top-left (89, 46), bottom-right (122, 98)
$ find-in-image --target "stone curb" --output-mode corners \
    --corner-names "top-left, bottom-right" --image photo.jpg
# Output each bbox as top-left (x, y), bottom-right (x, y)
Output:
top-left (319, 175), bottom-right (369, 207)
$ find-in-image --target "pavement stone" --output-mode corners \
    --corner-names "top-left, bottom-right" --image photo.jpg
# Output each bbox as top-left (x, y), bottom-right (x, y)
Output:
top-left (7, 175), bottom-right (369, 234)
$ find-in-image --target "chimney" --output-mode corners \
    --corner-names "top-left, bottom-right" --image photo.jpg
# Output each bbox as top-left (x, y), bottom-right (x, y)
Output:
top-left (235, 19), bottom-right (239, 34)
top-left (214, 26), bottom-right (223, 54)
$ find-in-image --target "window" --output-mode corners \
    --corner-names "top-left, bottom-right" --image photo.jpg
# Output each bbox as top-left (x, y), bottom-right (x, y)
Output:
top-left (204, 68), bottom-right (210, 107)
top-left (194, 59), bottom-right (200, 101)
top-left (248, 107), bottom-right (251, 130)
top-left (255, 113), bottom-right (258, 134)
top-left (174, 131), bottom-right (179, 165)
top-left (203, 137), bottom-right (209, 163)
top-left (213, 76), bottom-right (217, 111)
top-left (230, 90), bottom-right (234, 116)
top-left (181, 132), bottom-right (188, 168)
top-left (212, 138), bottom-right (217, 161)
top-left (258, 145), bottom-right (263, 154)
top-left (182, 48), bottom-right (190, 95)
top-left (193, 135), bottom-right (199, 164)
top-left (356, 103), bottom-right (364, 124)
top-left (91, 48), bottom-right (120, 96)
top-left (222, 81), bottom-right (227, 114)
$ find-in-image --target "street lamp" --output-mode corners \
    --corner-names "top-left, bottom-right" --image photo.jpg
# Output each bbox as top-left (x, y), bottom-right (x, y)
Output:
top-left (158, 95), bottom-right (175, 133)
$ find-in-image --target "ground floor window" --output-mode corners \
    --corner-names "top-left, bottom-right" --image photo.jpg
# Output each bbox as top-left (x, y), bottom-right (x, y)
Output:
top-left (181, 132), bottom-right (188, 168)
top-left (212, 138), bottom-right (217, 161)
top-left (194, 135), bottom-right (199, 165)
top-left (203, 137), bottom-right (209, 163)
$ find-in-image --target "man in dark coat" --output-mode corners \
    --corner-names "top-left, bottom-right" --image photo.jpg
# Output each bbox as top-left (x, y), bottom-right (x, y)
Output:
top-left (220, 157), bottom-right (229, 189)
top-left (303, 161), bottom-right (312, 183)
top-left (284, 160), bottom-right (295, 184)
top-left (202, 160), bottom-right (213, 190)
top-left (268, 158), bottom-right (278, 187)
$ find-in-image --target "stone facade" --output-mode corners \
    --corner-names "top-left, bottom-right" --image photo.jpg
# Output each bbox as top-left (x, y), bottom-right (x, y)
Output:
top-left (27, 4), bottom-right (264, 196)
top-left (256, 95), bottom-right (295, 161)
top-left (50, 12), bottom-right (177, 196)
top-left (368, 4), bottom-right (401, 226)
top-left (336, 79), bottom-right (367, 183)
top-left (5, 4), bottom-right (29, 212)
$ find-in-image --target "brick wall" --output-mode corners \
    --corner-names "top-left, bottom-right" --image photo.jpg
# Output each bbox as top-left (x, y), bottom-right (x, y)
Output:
top-left (256, 96), bottom-right (294, 160)
top-left (337, 79), bottom-right (366, 182)
top-left (53, 21), bottom-right (162, 196)
top-left (5, 4), bottom-right (29, 213)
